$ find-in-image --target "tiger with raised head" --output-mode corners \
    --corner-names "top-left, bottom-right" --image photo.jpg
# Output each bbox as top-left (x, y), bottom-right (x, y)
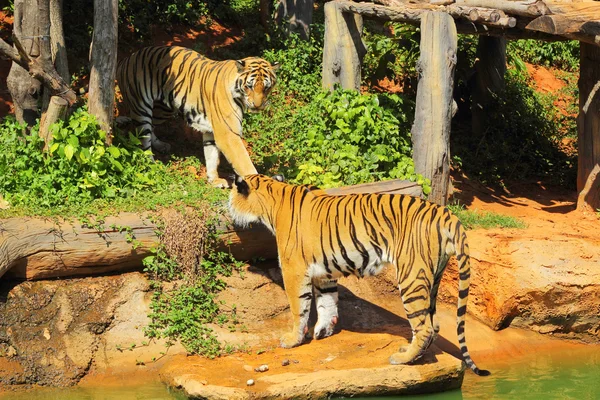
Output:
top-left (229, 174), bottom-right (490, 376)
top-left (117, 46), bottom-right (279, 188)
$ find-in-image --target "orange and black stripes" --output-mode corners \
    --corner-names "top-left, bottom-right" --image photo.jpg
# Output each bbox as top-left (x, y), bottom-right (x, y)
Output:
top-left (116, 46), bottom-right (278, 182)
top-left (229, 174), bottom-right (489, 375)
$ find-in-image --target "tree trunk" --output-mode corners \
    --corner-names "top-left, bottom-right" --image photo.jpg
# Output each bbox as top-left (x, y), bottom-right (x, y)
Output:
top-left (577, 164), bottom-right (600, 214)
top-left (39, 96), bottom-right (68, 150)
top-left (259, 0), bottom-right (270, 30)
top-left (274, 0), bottom-right (314, 40)
top-left (88, 0), bottom-right (118, 144)
top-left (50, 0), bottom-right (69, 83)
top-left (7, 0), bottom-right (44, 127)
top-left (472, 36), bottom-right (506, 138)
top-left (322, 1), bottom-right (366, 91)
top-left (577, 43), bottom-right (600, 195)
top-left (411, 12), bottom-right (458, 206)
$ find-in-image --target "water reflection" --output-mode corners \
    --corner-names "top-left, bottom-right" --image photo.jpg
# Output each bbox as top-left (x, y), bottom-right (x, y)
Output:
top-left (1, 348), bottom-right (599, 399)
top-left (0, 382), bottom-right (186, 400)
top-left (352, 346), bottom-right (600, 400)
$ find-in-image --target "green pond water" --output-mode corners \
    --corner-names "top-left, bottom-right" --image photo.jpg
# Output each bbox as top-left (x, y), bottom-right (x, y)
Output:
top-left (1, 346), bottom-right (598, 400)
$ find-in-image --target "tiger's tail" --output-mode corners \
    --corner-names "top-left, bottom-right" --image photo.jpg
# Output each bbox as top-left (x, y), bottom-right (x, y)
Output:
top-left (453, 220), bottom-right (490, 376)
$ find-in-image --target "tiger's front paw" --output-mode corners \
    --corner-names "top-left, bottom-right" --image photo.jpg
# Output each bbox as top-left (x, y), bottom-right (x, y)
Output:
top-left (209, 177), bottom-right (230, 189)
top-left (280, 331), bottom-right (304, 349)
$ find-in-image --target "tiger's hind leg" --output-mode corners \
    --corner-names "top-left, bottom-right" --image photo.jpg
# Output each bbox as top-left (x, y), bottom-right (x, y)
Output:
top-left (312, 278), bottom-right (339, 340)
top-left (280, 261), bottom-right (313, 348)
top-left (131, 114), bottom-right (171, 154)
top-left (202, 132), bottom-right (229, 188)
top-left (390, 261), bottom-right (436, 365)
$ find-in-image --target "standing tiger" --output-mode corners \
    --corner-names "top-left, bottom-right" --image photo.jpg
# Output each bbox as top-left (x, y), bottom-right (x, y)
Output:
top-left (229, 174), bottom-right (490, 376)
top-left (116, 46), bottom-right (279, 188)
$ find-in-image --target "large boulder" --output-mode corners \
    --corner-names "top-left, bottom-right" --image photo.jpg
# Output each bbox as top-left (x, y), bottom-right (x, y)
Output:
top-left (440, 227), bottom-right (600, 342)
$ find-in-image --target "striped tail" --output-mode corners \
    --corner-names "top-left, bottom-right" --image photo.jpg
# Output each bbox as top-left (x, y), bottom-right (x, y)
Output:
top-left (454, 220), bottom-right (490, 376)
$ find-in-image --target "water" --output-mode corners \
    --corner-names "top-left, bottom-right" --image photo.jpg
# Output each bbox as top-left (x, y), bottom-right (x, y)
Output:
top-left (1, 347), bottom-right (599, 399)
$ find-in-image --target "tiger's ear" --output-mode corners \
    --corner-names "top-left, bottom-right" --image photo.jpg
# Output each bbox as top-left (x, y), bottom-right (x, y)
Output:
top-left (236, 60), bottom-right (246, 73)
top-left (271, 61), bottom-right (280, 71)
top-left (234, 175), bottom-right (250, 196)
top-left (272, 174), bottom-right (285, 182)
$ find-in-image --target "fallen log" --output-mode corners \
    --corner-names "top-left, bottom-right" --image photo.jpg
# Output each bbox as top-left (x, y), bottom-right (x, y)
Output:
top-left (0, 179), bottom-right (422, 281)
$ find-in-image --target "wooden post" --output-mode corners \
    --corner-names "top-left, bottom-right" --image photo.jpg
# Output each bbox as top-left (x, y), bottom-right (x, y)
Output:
top-left (322, 1), bottom-right (366, 91)
top-left (88, 0), bottom-right (118, 144)
top-left (472, 36), bottom-right (506, 137)
top-left (274, 0), bottom-right (314, 40)
top-left (577, 43), bottom-right (600, 197)
top-left (577, 164), bottom-right (600, 213)
top-left (411, 12), bottom-right (458, 206)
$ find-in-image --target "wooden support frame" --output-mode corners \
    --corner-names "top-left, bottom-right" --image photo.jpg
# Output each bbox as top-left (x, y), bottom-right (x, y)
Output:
top-left (322, 1), bottom-right (367, 91)
top-left (411, 12), bottom-right (458, 206)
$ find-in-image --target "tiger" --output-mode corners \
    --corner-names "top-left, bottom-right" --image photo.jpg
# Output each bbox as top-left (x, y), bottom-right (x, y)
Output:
top-left (116, 46), bottom-right (279, 188)
top-left (228, 174), bottom-right (490, 376)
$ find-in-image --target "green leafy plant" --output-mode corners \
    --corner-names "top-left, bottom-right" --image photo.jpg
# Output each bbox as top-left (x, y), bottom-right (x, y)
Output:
top-left (508, 40), bottom-right (579, 72)
top-left (144, 241), bottom-right (244, 358)
top-left (246, 88), bottom-right (431, 193)
top-left (362, 22), bottom-right (420, 87)
top-left (262, 26), bottom-right (325, 101)
top-left (451, 66), bottom-right (577, 187)
top-left (0, 110), bottom-right (163, 210)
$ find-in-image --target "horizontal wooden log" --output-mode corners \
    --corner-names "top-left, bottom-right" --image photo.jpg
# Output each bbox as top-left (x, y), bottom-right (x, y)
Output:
top-left (455, 0), bottom-right (549, 18)
top-left (0, 179), bottom-right (422, 281)
top-left (455, 20), bottom-right (599, 46)
top-left (527, 15), bottom-right (600, 44)
top-left (338, 1), bottom-right (597, 44)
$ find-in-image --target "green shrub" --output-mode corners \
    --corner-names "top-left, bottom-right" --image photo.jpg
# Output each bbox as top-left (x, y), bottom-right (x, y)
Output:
top-left (508, 40), bottom-right (579, 72)
top-left (362, 22), bottom-right (420, 86)
top-left (262, 26), bottom-right (325, 100)
top-left (451, 66), bottom-right (576, 187)
top-left (246, 88), bottom-right (431, 193)
top-left (0, 111), bottom-right (165, 209)
top-left (144, 245), bottom-right (243, 358)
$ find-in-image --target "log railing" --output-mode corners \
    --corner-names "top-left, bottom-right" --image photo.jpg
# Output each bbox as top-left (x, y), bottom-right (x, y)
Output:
top-left (0, 179), bottom-right (422, 281)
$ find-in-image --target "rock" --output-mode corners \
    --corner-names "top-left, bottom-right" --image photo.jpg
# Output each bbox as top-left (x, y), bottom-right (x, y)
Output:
top-left (281, 359), bottom-right (290, 367)
top-left (439, 229), bottom-right (600, 341)
top-left (6, 346), bottom-right (16, 358)
top-left (0, 272), bottom-right (185, 387)
top-left (254, 364), bottom-right (269, 372)
top-left (160, 352), bottom-right (464, 399)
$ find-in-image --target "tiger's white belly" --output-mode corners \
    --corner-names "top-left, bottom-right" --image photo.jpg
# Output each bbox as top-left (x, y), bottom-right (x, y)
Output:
top-left (189, 113), bottom-right (213, 134)
top-left (308, 248), bottom-right (389, 279)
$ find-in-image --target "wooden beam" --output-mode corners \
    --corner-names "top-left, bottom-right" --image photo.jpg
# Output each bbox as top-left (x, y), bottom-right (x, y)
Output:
top-left (322, 1), bottom-right (366, 91)
top-left (411, 11), bottom-right (458, 206)
top-left (0, 180), bottom-right (422, 281)
top-left (447, 5), bottom-right (516, 28)
top-left (455, 0), bottom-right (549, 18)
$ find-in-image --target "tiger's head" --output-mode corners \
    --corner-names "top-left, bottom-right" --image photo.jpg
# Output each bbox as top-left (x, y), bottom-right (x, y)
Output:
top-left (229, 174), bottom-right (285, 232)
top-left (235, 58), bottom-right (279, 112)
